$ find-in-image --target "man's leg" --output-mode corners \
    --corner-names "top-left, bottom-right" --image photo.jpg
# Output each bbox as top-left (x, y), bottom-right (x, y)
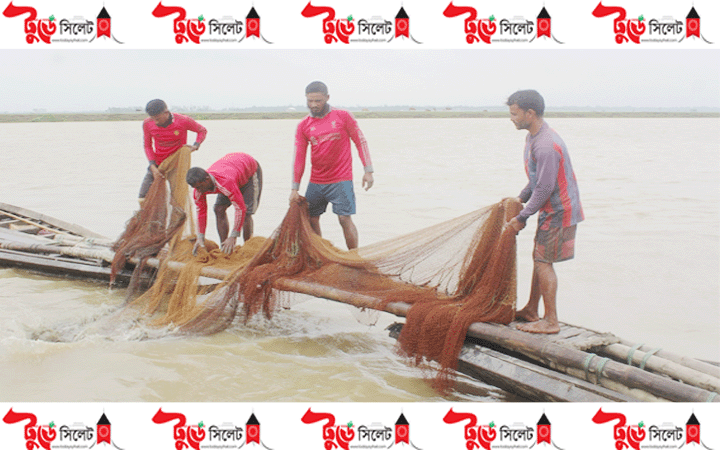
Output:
top-left (309, 216), bottom-right (322, 237)
top-left (138, 168), bottom-right (154, 207)
top-left (338, 215), bottom-right (359, 250)
top-left (243, 215), bottom-right (254, 242)
top-left (515, 264), bottom-right (541, 322)
top-left (328, 181), bottom-right (357, 250)
top-left (517, 261), bottom-right (560, 334)
top-left (214, 203), bottom-right (230, 243)
top-left (305, 182), bottom-right (328, 238)
top-left (239, 165), bottom-right (261, 243)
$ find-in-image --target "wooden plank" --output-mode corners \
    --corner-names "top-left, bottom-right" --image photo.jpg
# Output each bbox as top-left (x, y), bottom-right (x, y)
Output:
top-left (388, 323), bottom-right (635, 402)
top-left (0, 237), bottom-right (115, 263)
top-left (618, 340), bottom-right (720, 379)
top-left (457, 344), bottom-right (637, 402)
top-left (9, 223), bottom-right (40, 233)
top-left (600, 344), bottom-right (720, 393)
top-left (464, 322), bottom-right (720, 403)
top-left (0, 202), bottom-right (107, 239)
top-left (0, 249), bottom-right (134, 285)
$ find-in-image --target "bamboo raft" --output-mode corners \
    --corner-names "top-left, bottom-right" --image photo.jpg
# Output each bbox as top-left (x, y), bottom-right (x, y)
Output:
top-left (2, 202), bottom-right (719, 403)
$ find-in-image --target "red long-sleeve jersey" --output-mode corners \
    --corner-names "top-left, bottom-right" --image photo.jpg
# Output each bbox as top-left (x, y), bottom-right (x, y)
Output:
top-left (193, 153), bottom-right (258, 236)
top-left (292, 108), bottom-right (373, 190)
top-left (143, 113), bottom-right (207, 165)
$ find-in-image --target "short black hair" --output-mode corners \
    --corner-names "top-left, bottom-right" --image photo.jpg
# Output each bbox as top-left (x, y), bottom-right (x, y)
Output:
top-left (305, 81), bottom-right (328, 95)
top-left (146, 99), bottom-right (168, 116)
top-left (506, 90), bottom-right (545, 116)
top-left (186, 167), bottom-right (209, 186)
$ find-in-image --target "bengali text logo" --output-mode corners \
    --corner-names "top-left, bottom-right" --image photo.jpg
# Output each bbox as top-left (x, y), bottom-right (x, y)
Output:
top-left (443, 2), bottom-right (563, 44)
top-left (301, 2), bottom-right (421, 44)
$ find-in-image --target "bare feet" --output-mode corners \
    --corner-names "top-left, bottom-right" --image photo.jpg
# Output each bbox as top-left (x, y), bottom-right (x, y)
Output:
top-left (517, 319), bottom-right (561, 334)
top-left (515, 308), bottom-right (540, 322)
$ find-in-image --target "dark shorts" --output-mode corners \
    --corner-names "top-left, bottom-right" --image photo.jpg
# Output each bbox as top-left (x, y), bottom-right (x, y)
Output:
top-left (215, 164), bottom-right (262, 215)
top-left (305, 181), bottom-right (356, 217)
top-left (138, 167), bottom-right (155, 198)
top-left (533, 225), bottom-right (577, 263)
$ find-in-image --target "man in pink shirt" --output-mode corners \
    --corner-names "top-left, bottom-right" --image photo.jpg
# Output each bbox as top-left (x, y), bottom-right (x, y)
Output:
top-left (186, 153), bottom-right (262, 255)
top-left (139, 99), bottom-right (207, 205)
top-left (289, 81), bottom-right (374, 250)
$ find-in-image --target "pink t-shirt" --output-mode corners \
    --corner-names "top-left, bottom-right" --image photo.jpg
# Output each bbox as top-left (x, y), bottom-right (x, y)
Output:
top-left (193, 153), bottom-right (258, 235)
top-left (292, 108), bottom-right (372, 189)
top-left (143, 113), bottom-right (207, 165)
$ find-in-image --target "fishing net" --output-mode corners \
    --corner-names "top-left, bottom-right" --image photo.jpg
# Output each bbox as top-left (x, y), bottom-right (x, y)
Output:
top-left (121, 189), bottom-right (521, 392)
top-left (110, 146), bottom-right (195, 296)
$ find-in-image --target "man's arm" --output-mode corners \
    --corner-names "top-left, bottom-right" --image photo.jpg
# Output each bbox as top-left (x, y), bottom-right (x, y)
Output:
top-left (193, 190), bottom-right (209, 254)
top-left (518, 183), bottom-right (532, 203)
top-left (194, 190), bottom-right (209, 236)
top-left (222, 184), bottom-right (248, 254)
top-left (345, 111), bottom-right (374, 190)
top-left (143, 120), bottom-right (155, 163)
top-left (142, 121), bottom-right (163, 179)
top-left (290, 124), bottom-right (309, 203)
top-left (186, 116), bottom-right (208, 151)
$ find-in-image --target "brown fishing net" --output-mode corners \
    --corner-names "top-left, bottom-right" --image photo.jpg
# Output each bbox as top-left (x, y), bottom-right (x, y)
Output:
top-left (120, 188), bottom-right (521, 392)
top-left (110, 146), bottom-right (195, 296)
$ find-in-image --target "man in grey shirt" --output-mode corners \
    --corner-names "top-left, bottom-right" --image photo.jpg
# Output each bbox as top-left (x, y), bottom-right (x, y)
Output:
top-left (505, 90), bottom-right (584, 334)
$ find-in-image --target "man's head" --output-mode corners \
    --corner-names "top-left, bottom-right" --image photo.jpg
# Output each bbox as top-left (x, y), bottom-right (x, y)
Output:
top-left (506, 90), bottom-right (545, 131)
top-left (305, 81), bottom-right (329, 117)
top-left (146, 99), bottom-right (172, 127)
top-left (186, 167), bottom-right (214, 193)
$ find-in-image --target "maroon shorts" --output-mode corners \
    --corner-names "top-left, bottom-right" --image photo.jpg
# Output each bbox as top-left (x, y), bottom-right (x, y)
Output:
top-left (533, 225), bottom-right (577, 263)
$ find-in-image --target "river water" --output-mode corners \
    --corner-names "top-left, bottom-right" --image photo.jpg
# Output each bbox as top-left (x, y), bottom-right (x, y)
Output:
top-left (0, 117), bottom-right (718, 402)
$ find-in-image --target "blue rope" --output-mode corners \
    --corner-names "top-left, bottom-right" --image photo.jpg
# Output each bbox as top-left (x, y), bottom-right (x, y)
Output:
top-left (583, 354), bottom-right (596, 382)
top-left (639, 348), bottom-right (661, 370)
top-left (627, 343), bottom-right (643, 366)
top-left (595, 357), bottom-right (610, 384)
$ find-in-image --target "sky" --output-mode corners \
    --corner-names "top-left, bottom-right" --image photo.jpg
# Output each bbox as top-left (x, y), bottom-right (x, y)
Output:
top-left (1, 49), bottom-right (719, 112)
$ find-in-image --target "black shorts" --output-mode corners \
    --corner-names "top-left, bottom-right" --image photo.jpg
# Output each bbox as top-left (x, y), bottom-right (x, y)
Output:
top-left (138, 166), bottom-right (155, 199)
top-left (215, 164), bottom-right (263, 215)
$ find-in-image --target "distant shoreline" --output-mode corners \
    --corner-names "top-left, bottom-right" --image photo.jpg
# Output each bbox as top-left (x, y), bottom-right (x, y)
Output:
top-left (1, 111), bottom-right (717, 123)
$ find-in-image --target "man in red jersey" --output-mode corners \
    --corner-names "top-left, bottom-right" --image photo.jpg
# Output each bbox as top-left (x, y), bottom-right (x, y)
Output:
top-left (139, 99), bottom-right (207, 205)
top-left (289, 81), bottom-right (374, 250)
top-left (186, 153), bottom-right (262, 255)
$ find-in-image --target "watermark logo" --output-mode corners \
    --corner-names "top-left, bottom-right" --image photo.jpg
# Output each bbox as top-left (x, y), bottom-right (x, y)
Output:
top-left (2, 2), bottom-right (123, 44)
top-left (301, 408), bottom-right (422, 449)
top-left (301, 2), bottom-right (421, 44)
top-left (443, 2), bottom-right (563, 44)
top-left (444, 409), bottom-right (564, 450)
top-left (592, 408), bottom-right (715, 450)
top-left (153, 408), bottom-right (272, 449)
top-left (3, 408), bottom-right (125, 450)
top-left (152, 2), bottom-right (272, 44)
top-left (592, 2), bottom-right (713, 44)
top-left (3, 3), bottom-right (56, 43)
top-left (3, 409), bottom-right (57, 450)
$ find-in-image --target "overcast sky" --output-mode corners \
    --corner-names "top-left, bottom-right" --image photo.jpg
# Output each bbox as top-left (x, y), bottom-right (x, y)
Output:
top-left (1, 49), bottom-right (718, 112)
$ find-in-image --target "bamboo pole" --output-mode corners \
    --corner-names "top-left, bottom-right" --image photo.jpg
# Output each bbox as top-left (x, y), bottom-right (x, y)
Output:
top-left (462, 322), bottom-right (719, 403)
top-left (51, 234), bottom-right (115, 248)
top-left (6, 239), bottom-right (716, 402)
top-left (616, 340), bottom-right (720, 379)
top-left (0, 240), bottom-right (115, 263)
top-left (134, 257), bottom-right (719, 403)
top-left (599, 343), bottom-right (720, 394)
